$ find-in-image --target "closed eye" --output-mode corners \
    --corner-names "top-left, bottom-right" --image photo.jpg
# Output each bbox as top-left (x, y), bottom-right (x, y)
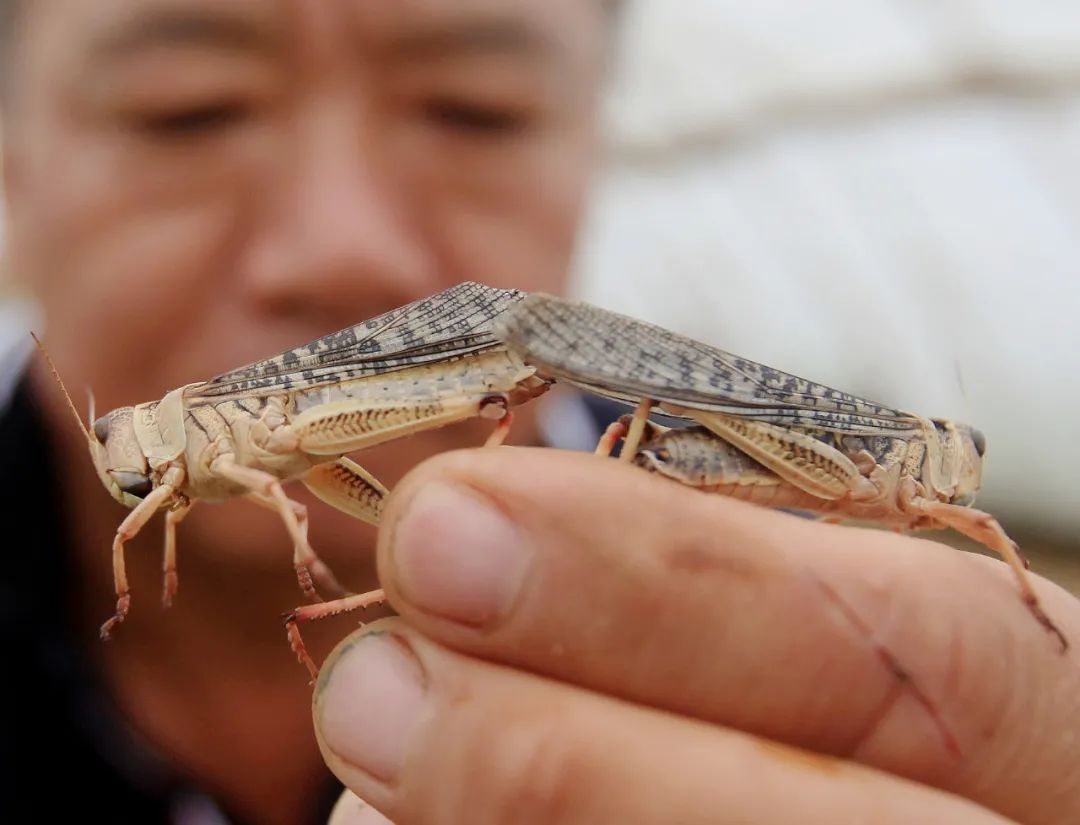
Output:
top-left (422, 98), bottom-right (530, 135)
top-left (132, 101), bottom-right (249, 138)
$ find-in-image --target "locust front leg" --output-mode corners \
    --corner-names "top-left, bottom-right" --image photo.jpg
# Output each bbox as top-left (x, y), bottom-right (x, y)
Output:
top-left (594, 412), bottom-right (667, 458)
top-left (161, 499), bottom-right (192, 607)
top-left (211, 454), bottom-right (346, 602)
top-left (902, 488), bottom-right (1068, 652)
top-left (100, 465), bottom-right (185, 639)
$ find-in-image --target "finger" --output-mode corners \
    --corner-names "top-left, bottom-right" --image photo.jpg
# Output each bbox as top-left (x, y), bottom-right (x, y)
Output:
top-left (328, 790), bottom-right (395, 825)
top-left (312, 620), bottom-right (1014, 825)
top-left (373, 447), bottom-right (1080, 825)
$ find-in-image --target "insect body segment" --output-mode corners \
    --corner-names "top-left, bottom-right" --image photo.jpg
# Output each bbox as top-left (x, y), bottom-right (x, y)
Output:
top-left (36, 283), bottom-right (552, 657)
top-left (493, 293), bottom-right (1067, 653)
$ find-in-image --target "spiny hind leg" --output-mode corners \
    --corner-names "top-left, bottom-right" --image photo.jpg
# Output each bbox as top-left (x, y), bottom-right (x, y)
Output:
top-left (301, 458), bottom-right (386, 527)
top-left (161, 499), bottom-right (193, 607)
top-left (619, 398), bottom-right (656, 464)
top-left (284, 589), bottom-right (388, 682)
top-left (212, 454), bottom-right (344, 603)
top-left (101, 480), bottom-right (181, 639)
top-left (906, 496), bottom-right (1067, 653)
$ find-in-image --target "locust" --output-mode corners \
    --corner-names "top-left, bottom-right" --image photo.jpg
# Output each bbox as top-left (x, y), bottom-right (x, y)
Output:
top-left (34, 282), bottom-right (551, 668)
top-left (492, 292), bottom-right (1068, 653)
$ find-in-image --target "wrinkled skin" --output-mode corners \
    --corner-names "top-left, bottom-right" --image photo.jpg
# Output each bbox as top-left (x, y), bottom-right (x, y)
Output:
top-left (6, 2), bottom-right (606, 824)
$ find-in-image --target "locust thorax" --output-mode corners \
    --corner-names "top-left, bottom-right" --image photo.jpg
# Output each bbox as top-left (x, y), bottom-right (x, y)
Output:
top-left (90, 406), bottom-right (153, 508)
top-left (931, 418), bottom-right (986, 507)
top-left (634, 428), bottom-right (702, 484)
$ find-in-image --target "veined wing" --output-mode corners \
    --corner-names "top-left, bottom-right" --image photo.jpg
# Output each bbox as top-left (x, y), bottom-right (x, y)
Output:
top-left (186, 282), bottom-right (526, 402)
top-left (492, 293), bottom-right (922, 435)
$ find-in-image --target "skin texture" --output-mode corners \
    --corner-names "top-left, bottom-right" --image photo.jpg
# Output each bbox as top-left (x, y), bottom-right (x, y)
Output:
top-left (314, 448), bottom-right (1080, 825)
top-left (4, 2), bottom-right (605, 824)
top-left (5, 1), bottom-right (1079, 824)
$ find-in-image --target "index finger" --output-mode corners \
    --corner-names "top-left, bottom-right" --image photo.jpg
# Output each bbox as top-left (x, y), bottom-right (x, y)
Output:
top-left (374, 446), bottom-right (1080, 825)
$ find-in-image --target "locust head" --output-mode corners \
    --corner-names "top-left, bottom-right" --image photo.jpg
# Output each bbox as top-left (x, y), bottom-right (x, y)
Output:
top-left (90, 406), bottom-right (153, 508)
top-left (931, 418), bottom-right (986, 507)
top-left (30, 332), bottom-right (153, 509)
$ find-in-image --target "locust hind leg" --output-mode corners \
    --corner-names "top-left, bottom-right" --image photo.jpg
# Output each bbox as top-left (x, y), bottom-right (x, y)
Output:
top-left (619, 399), bottom-right (656, 463)
top-left (101, 469), bottom-right (184, 639)
top-left (212, 455), bottom-right (346, 603)
top-left (906, 495), bottom-right (1068, 653)
top-left (161, 499), bottom-right (193, 607)
top-left (301, 458), bottom-right (387, 527)
top-left (284, 589), bottom-right (389, 682)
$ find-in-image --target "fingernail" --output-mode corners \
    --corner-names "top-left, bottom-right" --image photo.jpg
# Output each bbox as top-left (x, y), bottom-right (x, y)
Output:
top-left (317, 632), bottom-right (427, 783)
top-left (328, 790), bottom-right (394, 825)
top-left (390, 482), bottom-right (531, 626)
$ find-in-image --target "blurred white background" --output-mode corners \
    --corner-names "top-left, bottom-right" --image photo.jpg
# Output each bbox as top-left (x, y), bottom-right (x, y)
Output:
top-left (1, 1), bottom-right (1077, 545)
top-left (567, 0), bottom-right (1080, 545)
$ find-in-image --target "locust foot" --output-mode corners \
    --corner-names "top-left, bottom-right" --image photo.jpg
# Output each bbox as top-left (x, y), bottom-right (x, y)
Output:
top-left (284, 588), bottom-right (389, 683)
top-left (100, 592), bottom-right (131, 640)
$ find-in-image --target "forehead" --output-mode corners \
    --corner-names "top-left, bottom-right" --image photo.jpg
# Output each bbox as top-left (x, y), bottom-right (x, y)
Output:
top-left (14, 0), bottom-right (602, 64)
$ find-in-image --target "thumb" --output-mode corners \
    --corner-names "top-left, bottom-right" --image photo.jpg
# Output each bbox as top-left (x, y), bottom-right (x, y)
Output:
top-left (328, 789), bottom-right (395, 825)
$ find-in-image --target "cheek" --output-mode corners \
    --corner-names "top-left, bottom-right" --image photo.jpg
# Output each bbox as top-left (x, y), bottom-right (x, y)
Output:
top-left (10, 132), bottom-right (245, 406)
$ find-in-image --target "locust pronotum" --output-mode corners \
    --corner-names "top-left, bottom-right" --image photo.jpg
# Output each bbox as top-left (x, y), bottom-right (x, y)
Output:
top-left (492, 292), bottom-right (1068, 654)
top-left (34, 282), bottom-right (552, 676)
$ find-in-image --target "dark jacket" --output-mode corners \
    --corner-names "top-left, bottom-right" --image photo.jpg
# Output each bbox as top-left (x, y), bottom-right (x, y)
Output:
top-left (2, 369), bottom-right (630, 824)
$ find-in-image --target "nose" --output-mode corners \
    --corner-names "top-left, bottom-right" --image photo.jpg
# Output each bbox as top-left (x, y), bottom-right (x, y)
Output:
top-left (240, 99), bottom-right (437, 322)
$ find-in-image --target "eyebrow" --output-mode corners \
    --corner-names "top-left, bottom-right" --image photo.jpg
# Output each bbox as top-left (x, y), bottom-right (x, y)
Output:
top-left (86, 5), bottom-right (283, 61)
top-left (382, 18), bottom-right (559, 62)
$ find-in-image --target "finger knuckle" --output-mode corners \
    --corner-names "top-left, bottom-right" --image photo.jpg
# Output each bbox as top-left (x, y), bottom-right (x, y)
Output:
top-left (461, 708), bottom-right (596, 825)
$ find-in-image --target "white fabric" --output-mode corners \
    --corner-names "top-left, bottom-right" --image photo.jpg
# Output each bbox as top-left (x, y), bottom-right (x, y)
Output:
top-left (569, 1), bottom-right (1080, 541)
top-left (0, 1), bottom-right (1077, 539)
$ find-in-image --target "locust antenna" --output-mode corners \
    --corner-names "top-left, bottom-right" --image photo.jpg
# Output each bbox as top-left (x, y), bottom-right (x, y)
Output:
top-left (29, 332), bottom-right (94, 443)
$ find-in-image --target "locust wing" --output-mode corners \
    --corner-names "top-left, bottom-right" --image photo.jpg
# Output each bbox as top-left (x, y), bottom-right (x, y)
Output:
top-left (186, 282), bottom-right (526, 402)
top-left (492, 293), bottom-right (921, 435)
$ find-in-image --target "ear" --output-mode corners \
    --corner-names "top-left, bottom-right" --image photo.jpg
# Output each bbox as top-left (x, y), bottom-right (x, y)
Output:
top-left (0, 115), bottom-right (27, 290)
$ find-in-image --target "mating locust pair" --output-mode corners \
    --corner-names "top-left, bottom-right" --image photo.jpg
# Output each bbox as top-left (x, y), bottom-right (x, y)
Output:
top-left (35, 281), bottom-right (1068, 680)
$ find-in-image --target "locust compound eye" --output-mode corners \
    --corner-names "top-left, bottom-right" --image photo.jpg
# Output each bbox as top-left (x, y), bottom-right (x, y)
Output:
top-left (636, 447), bottom-right (670, 468)
top-left (93, 414), bottom-right (111, 443)
top-left (109, 470), bottom-right (153, 499)
top-left (971, 428), bottom-right (986, 458)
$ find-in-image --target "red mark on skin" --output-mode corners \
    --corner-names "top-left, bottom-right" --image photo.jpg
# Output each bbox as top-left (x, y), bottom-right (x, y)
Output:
top-left (812, 575), bottom-right (962, 759)
top-left (665, 540), bottom-right (759, 582)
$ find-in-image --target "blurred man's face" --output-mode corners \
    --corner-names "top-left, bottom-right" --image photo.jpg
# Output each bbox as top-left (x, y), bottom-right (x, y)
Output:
top-left (3, 0), bottom-right (609, 567)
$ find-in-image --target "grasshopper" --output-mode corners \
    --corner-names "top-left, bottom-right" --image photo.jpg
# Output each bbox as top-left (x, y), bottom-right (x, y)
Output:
top-left (492, 292), bottom-right (1068, 653)
top-left (34, 282), bottom-right (551, 665)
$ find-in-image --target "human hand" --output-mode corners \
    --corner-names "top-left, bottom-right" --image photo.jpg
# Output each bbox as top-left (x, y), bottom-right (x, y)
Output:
top-left (313, 447), bottom-right (1080, 824)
